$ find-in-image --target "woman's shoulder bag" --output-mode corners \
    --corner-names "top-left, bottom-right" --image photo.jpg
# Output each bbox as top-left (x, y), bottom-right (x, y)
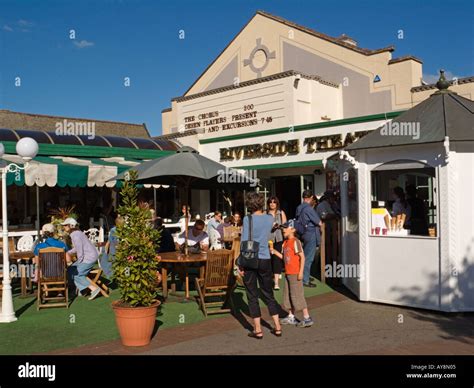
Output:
top-left (236, 215), bottom-right (259, 270)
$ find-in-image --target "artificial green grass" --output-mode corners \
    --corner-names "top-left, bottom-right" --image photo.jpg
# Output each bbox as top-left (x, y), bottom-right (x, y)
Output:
top-left (0, 280), bottom-right (333, 355)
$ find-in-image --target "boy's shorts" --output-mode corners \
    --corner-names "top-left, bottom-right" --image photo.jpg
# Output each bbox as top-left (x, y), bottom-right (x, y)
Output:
top-left (283, 274), bottom-right (308, 312)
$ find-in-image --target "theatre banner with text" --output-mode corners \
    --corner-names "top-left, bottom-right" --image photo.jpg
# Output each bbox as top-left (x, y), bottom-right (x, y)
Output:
top-left (175, 76), bottom-right (295, 139)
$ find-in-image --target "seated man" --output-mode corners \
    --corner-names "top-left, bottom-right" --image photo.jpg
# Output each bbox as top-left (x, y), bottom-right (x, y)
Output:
top-left (175, 219), bottom-right (209, 252)
top-left (33, 223), bottom-right (68, 282)
top-left (62, 218), bottom-right (101, 300)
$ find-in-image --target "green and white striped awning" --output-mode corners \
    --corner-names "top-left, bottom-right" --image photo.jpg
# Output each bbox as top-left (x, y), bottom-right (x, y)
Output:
top-left (2, 155), bottom-right (146, 188)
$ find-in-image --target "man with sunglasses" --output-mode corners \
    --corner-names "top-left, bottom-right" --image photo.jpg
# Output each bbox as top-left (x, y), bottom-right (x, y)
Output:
top-left (175, 219), bottom-right (209, 251)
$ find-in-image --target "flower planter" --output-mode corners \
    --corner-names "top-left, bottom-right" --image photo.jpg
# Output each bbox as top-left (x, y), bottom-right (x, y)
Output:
top-left (112, 300), bottom-right (160, 347)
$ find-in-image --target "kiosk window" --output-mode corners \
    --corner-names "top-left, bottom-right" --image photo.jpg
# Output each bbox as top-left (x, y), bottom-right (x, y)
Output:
top-left (370, 161), bottom-right (437, 237)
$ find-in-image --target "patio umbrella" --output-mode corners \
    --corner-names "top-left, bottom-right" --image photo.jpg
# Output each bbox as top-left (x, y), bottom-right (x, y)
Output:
top-left (113, 146), bottom-right (258, 254)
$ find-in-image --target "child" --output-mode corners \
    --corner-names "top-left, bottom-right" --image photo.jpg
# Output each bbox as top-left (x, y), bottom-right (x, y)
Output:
top-left (270, 220), bottom-right (314, 327)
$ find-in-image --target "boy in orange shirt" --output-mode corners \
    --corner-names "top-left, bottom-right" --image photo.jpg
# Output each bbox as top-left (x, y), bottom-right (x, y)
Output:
top-left (270, 220), bottom-right (314, 327)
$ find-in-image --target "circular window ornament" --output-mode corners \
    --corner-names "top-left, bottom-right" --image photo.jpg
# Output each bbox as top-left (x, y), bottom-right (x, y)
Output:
top-left (252, 49), bottom-right (267, 70)
top-left (243, 38), bottom-right (276, 78)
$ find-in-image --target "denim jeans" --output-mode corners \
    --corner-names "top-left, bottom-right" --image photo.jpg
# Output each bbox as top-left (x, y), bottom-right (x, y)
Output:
top-left (302, 233), bottom-right (318, 284)
top-left (99, 253), bottom-right (113, 279)
top-left (68, 261), bottom-right (95, 291)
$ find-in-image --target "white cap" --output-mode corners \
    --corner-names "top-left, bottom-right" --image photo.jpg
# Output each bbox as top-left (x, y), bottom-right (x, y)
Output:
top-left (61, 217), bottom-right (78, 227)
top-left (41, 223), bottom-right (55, 233)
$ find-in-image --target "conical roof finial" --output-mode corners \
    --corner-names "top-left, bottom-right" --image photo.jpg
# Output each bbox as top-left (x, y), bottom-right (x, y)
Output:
top-left (436, 69), bottom-right (451, 92)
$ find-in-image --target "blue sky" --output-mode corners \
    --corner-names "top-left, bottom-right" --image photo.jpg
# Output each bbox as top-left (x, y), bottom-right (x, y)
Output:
top-left (0, 0), bottom-right (473, 136)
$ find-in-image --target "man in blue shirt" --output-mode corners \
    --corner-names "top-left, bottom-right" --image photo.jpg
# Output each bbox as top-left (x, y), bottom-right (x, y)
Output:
top-left (295, 190), bottom-right (322, 287)
top-left (33, 223), bottom-right (68, 282)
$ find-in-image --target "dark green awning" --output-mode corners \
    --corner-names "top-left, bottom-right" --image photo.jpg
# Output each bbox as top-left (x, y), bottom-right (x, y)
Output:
top-left (3, 155), bottom-right (141, 187)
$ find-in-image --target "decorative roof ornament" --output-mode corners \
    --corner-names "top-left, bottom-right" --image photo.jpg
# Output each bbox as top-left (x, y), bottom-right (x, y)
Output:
top-left (339, 150), bottom-right (359, 169)
top-left (434, 69), bottom-right (455, 94)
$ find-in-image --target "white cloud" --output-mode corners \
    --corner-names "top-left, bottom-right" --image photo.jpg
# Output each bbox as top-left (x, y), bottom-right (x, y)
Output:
top-left (422, 70), bottom-right (459, 85)
top-left (73, 39), bottom-right (95, 49)
top-left (3, 20), bottom-right (35, 32)
top-left (17, 19), bottom-right (34, 28)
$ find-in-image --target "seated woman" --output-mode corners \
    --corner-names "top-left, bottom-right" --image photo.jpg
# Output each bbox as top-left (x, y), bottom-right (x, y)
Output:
top-left (62, 218), bottom-right (101, 300)
top-left (232, 211), bottom-right (243, 227)
top-left (33, 223), bottom-right (68, 282)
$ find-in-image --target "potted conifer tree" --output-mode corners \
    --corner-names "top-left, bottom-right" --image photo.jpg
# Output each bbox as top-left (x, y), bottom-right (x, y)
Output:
top-left (112, 170), bottom-right (162, 346)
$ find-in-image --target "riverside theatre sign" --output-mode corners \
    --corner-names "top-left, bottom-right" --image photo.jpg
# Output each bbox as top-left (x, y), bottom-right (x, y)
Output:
top-left (219, 131), bottom-right (369, 161)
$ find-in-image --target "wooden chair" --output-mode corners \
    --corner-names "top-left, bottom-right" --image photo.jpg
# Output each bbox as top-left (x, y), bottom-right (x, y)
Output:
top-left (223, 226), bottom-right (241, 242)
top-left (86, 247), bottom-right (110, 298)
top-left (83, 228), bottom-right (110, 298)
top-left (87, 267), bottom-right (110, 298)
top-left (37, 247), bottom-right (68, 310)
top-left (1, 237), bottom-right (19, 288)
top-left (194, 249), bottom-right (235, 316)
top-left (0, 237), bottom-right (16, 254)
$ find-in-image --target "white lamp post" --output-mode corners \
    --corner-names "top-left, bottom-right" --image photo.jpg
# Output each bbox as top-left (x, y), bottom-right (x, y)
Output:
top-left (0, 137), bottom-right (39, 323)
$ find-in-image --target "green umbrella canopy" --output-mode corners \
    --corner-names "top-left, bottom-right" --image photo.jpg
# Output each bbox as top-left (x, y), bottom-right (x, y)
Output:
top-left (113, 146), bottom-right (259, 256)
top-left (113, 146), bottom-right (258, 190)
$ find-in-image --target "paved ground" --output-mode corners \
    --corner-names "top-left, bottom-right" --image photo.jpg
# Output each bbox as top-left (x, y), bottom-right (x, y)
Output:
top-left (49, 290), bottom-right (474, 355)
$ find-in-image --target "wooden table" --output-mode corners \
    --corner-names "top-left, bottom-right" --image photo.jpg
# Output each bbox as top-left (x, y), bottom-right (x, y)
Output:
top-left (158, 251), bottom-right (207, 299)
top-left (10, 250), bottom-right (35, 297)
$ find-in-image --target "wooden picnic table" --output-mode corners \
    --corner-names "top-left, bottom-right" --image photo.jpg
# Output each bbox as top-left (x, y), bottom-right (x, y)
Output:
top-left (158, 251), bottom-right (207, 299)
top-left (10, 250), bottom-right (35, 297)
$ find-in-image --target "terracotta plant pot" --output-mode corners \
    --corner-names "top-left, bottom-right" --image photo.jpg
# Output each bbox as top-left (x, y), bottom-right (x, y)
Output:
top-left (112, 300), bottom-right (160, 347)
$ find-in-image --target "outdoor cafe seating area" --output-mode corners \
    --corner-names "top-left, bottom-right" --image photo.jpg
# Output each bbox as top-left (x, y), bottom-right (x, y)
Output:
top-left (0, 218), bottom-right (243, 315)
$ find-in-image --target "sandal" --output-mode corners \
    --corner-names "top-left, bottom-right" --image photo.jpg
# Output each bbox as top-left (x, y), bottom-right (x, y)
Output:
top-left (248, 331), bottom-right (263, 339)
top-left (271, 328), bottom-right (282, 337)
